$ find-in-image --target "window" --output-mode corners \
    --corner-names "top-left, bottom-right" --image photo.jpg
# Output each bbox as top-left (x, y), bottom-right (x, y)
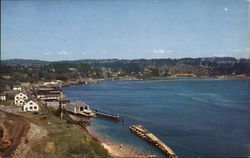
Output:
top-left (20, 101), bottom-right (23, 103)
top-left (80, 107), bottom-right (84, 111)
top-left (20, 94), bottom-right (22, 96)
top-left (29, 102), bottom-right (33, 105)
top-left (34, 106), bottom-right (37, 109)
top-left (16, 97), bottom-right (19, 99)
top-left (30, 106), bottom-right (33, 109)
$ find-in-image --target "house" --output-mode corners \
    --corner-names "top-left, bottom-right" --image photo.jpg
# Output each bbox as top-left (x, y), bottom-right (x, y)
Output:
top-left (14, 92), bottom-right (28, 106)
top-left (15, 98), bottom-right (26, 106)
top-left (0, 93), bottom-right (6, 101)
top-left (42, 80), bottom-right (62, 87)
top-left (13, 86), bottom-right (22, 91)
top-left (23, 99), bottom-right (39, 112)
top-left (65, 101), bottom-right (91, 114)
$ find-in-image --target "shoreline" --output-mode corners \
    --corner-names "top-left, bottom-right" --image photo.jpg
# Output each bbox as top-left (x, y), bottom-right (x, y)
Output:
top-left (117, 76), bottom-right (250, 84)
top-left (59, 75), bottom-right (250, 88)
top-left (87, 126), bottom-right (152, 158)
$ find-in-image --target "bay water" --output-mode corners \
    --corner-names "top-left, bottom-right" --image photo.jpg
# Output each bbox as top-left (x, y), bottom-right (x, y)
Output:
top-left (62, 78), bottom-right (250, 157)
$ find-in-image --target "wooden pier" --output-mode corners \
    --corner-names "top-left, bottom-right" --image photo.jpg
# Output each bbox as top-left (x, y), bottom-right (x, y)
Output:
top-left (129, 125), bottom-right (178, 158)
top-left (93, 109), bottom-right (121, 120)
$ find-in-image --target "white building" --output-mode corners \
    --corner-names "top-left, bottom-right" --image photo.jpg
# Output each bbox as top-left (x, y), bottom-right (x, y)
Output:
top-left (14, 92), bottom-right (28, 106)
top-left (15, 98), bottom-right (26, 106)
top-left (0, 93), bottom-right (6, 101)
top-left (36, 88), bottom-right (63, 100)
top-left (13, 86), bottom-right (22, 91)
top-left (42, 80), bottom-right (62, 86)
top-left (23, 99), bottom-right (39, 112)
top-left (65, 101), bottom-right (91, 114)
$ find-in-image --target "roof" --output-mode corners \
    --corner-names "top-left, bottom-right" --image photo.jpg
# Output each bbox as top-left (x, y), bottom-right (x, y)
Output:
top-left (40, 94), bottom-right (61, 97)
top-left (44, 99), bottom-right (60, 102)
top-left (37, 89), bottom-right (62, 95)
top-left (66, 101), bottom-right (89, 107)
top-left (25, 98), bottom-right (37, 103)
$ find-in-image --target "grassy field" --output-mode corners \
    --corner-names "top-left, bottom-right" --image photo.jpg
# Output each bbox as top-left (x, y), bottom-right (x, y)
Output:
top-left (24, 111), bottom-right (110, 158)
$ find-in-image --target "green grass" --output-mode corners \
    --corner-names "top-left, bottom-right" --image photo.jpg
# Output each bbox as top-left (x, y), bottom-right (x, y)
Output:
top-left (0, 100), bottom-right (14, 106)
top-left (24, 111), bottom-right (109, 158)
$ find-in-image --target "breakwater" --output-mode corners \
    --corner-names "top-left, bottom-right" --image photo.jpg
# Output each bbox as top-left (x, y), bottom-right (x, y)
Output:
top-left (130, 125), bottom-right (178, 158)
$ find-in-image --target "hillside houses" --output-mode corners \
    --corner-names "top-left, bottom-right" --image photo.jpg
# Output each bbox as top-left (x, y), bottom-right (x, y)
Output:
top-left (13, 91), bottom-right (39, 112)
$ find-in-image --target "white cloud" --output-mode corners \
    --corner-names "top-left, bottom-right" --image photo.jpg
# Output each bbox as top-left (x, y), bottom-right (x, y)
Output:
top-left (44, 50), bottom-right (71, 55)
top-left (233, 49), bottom-right (241, 52)
top-left (44, 52), bottom-right (52, 55)
top-left (152, 49), bottom-right (173, 54)
top-left (58, 51), bottom-right (70, 55)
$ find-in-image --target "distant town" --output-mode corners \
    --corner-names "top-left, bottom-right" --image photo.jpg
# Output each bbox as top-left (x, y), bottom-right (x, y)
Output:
top-left (1, 57), bottom-right (250, 92)
top-left (0, 57), bottom-right (249, 157)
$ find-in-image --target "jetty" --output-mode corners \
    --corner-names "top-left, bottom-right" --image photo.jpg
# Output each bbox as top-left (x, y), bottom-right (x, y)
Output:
top-left (129, 125), bottom-right (178, 158)
top-left (93, 109), bottom-right (121, 120)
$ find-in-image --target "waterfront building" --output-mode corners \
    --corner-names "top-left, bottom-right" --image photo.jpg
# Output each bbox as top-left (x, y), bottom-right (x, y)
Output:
top-left (35, 88), bottom-right (63, 100)
top-left (65, 101), bottom-right (91, 114)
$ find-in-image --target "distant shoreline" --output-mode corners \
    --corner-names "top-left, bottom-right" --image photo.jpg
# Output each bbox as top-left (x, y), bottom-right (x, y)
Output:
top-left (60, 75), bottom-right (250, 87)
top-left (117, 76), bottom-right (250, 84)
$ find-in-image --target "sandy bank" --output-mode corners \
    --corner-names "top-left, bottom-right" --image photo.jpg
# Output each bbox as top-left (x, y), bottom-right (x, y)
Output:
top-left (12, 123), bottom-right (48, 158)
top-left (87, 127), bottom-right (155, 158)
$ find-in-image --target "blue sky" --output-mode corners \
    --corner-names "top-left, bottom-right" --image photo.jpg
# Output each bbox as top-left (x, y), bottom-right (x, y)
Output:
top-left (1, 0), bottom-right (249, 61)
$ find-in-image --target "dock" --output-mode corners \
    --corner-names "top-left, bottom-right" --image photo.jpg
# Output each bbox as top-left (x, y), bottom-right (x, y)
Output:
top-left (129, 125), bottom-right (178, 158)
top-left (93, 109), bottom-right (122, 120)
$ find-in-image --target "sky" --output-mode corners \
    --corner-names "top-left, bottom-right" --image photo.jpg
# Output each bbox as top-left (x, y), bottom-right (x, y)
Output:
top-left (1, 0), bottom-right (250, 61)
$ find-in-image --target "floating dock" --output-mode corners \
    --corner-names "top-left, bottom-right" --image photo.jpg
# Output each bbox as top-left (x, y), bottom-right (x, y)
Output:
top-left (129, 125), bottom-right (178, 158)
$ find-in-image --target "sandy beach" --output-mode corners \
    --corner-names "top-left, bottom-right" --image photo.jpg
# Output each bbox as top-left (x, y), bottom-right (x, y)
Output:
top-left (87, 127), bottom-right (154, 158)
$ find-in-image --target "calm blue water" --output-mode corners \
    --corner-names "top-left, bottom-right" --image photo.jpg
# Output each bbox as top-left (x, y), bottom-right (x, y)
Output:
top-left (63, 79), bottom-right (250, 157)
